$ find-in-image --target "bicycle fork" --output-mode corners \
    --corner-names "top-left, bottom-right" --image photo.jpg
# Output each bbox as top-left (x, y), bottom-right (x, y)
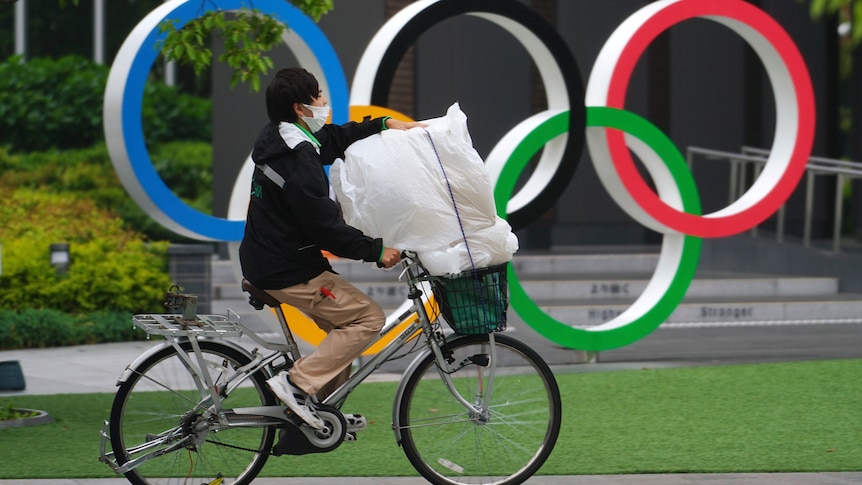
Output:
top-left (391, 266), bottom-right (500, 443)
top-left (466, 335), bottom-right (498, 423)
top-left (390, 333), bottom-right (500, 446)
top-left (439, 333), bottom-right (498, 422)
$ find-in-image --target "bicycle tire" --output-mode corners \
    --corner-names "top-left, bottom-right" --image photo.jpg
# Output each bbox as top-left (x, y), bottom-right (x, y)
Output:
top-left (397, 333), bottom-right (562, 485)
top-left (109, 340), bottom-right (276, 485)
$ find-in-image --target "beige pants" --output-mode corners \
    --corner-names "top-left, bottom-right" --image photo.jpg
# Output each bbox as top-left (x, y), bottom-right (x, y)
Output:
top-left (266, 271), bottom-right (384, 398)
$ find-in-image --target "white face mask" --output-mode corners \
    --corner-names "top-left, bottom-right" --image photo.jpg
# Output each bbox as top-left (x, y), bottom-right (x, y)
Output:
top-left (300, 103), bottom-right (331, 132)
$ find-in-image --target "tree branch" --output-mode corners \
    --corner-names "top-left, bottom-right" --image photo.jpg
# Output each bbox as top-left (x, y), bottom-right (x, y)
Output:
top-left (59, 0), bottom-right (335, 91)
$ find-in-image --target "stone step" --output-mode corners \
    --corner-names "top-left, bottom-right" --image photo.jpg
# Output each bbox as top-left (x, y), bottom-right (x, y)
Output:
top-left (509, 252), bottom-right (661, 276)
top-left (212, 292), bottom-right (862, 340)
top-left (214, 250), bottom-right (687, 284)
top-left (217, 269), bottom-right (839, 303)
top-left (325, 252), bottom-right (666, 281)
top-left (217, 275), bottom-right (841, 309)
top-left (211, 254), bottom-right (860, 325)
top-left (515, 274), bottom-right (838, 301)
top-left (218, 253), bottom-right (834, 283)
top-left (539, 297), bottom-right (862, 327)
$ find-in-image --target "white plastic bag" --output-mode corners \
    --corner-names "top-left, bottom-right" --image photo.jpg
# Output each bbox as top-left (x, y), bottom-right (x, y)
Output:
top-left (331, 103), bottom-right (518, 275)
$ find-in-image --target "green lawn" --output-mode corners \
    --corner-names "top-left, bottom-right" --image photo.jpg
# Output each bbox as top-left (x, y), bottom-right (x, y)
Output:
top-left (0, 359), bottom-right (859, 479)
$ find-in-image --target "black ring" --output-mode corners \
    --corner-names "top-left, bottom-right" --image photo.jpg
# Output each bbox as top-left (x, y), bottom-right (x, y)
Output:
top-left (369, 0), bottom-right (586, 230)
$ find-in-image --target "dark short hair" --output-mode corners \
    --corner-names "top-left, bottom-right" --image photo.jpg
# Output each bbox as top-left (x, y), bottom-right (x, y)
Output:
top-left (265, 67), bottom-right (320, 123)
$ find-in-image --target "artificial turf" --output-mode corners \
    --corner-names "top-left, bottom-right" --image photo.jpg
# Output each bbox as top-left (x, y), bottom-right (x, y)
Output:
top-left (0, 358), bottom-right (858, 478)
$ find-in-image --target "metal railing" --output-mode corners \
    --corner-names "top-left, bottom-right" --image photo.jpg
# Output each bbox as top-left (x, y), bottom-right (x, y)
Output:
top-left (685, 146), bottom-right (862, 252)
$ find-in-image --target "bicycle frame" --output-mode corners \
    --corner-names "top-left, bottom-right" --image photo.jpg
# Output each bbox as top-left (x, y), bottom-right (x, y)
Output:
top-left (324, 253), bottom-right (497, 410)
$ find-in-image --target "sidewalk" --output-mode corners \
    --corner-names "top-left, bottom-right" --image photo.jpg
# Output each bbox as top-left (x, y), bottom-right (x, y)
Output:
top-left (0, 341), bottom-right (160, 396)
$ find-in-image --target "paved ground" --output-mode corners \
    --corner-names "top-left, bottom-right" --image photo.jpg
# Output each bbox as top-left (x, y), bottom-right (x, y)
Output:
top-left (2, 314), bottom-right (860, 396)
top-left (1, 312), bottom-right (860, 484)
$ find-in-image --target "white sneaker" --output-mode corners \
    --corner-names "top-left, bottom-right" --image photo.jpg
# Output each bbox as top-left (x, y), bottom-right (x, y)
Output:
top-left (266, 372), bottom-right (325, 430)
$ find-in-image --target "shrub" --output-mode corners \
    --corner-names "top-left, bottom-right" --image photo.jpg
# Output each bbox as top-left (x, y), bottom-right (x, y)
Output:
top-left (0, 55), bottom-right (211, 153)
top-left (74, 311), bottom-right (141, 345)
top-left (0, 189), bottom-right (172, 314)
top-left (149, 141), bottom-right (214, 213)
top-left (0, 310), bottom-right (21, 349)
top-left (2, 309), bottom-right (74, 349)
top-left (0, 142), bottom-right (213, 242)
top-left (0, 56), bottom-right (105, 151)
top-left (0, 309), bottom-right (144, 350)
top-left (143, 82), bottom-right (212, 143)
top-left (0, 401), bottom-right (38, 420)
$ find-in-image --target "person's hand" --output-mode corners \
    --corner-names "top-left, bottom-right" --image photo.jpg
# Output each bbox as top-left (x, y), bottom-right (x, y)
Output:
top-left (378, 247), bottom-right (402, 269)
top-left (385, 118), bottom-right (428, 131)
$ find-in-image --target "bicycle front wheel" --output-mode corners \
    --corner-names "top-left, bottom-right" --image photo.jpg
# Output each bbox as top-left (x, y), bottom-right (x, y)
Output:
top-left (109, 340), bottom-right (276, 485)
top-left (397, 333), bottom-right (562, 485)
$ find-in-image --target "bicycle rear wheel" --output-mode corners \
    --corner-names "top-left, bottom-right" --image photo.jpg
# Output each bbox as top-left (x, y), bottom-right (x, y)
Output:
top-left (109, 340), bottom-right (276, 485)
top-left (397, 333), bottom-right (561, 485)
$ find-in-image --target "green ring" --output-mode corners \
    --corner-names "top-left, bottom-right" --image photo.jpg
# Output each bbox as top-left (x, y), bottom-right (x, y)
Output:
top-left (494, 107), bottom-right (702, 350)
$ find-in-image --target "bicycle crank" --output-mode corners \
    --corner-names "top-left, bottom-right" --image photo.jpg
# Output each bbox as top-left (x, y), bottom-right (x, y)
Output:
top-left (272, 404), bottom-right (347, 455)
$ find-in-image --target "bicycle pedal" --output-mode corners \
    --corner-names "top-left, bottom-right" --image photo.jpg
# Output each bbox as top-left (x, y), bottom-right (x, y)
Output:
top-left (344, 431), bottom-right (357, 443)
top-left (343, 413), bottom-right (367, 432)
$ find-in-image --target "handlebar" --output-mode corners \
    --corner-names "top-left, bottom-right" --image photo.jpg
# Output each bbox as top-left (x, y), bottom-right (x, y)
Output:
top-left (377, 249), bottom-right (417, 268)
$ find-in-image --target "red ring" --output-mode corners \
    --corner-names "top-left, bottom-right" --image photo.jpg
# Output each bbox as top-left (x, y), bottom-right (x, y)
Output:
top-left (603, 0), bottom-right (815, 237)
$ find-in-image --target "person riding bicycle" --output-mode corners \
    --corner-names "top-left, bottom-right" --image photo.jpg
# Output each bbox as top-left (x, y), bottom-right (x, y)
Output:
top-left (239, 67), bottom-right (423, 430)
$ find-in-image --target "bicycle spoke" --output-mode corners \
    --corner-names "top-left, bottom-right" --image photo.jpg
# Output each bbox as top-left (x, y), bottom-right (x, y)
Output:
top-left (126, 365), bottom-right (214, 413)
top-left (109, 342), bottom-right (275, 485)
top-left (398, 334), bottom-right (561, 485)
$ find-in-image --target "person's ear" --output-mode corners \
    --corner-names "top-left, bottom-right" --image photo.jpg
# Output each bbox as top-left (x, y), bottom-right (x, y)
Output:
top-left (293, 102), bottom-right (305, 118)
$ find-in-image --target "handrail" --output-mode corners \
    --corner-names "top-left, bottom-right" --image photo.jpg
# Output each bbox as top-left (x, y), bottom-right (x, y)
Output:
top-left (742, 146), bottom-right (862, 172)
top-left (686, 146), bottom-right (862, 252)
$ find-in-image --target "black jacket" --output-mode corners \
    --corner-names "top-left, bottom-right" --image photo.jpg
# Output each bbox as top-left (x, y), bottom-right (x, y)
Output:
top-left (239, 118), bottom-right (387, 290)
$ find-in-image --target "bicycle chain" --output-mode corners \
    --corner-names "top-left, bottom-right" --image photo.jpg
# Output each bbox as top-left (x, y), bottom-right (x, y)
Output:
top-left (205, 438), bottom-right (275, 456)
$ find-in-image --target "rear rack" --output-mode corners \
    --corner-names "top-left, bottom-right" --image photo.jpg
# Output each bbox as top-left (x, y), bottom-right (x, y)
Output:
top-left (132, 311), bottom-right (243, 339)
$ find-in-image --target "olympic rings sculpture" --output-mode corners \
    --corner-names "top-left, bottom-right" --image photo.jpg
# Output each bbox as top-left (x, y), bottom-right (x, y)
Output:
top-left (104, 0), bottom-right (815, 351)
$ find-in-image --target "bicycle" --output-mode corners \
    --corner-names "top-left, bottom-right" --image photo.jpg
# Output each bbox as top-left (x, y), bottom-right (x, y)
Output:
top-left (99, 251), bottom-right (562, 485)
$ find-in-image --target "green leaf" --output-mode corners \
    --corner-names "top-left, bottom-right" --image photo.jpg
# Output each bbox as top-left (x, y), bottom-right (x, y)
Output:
top-left (154, 5), bottom-right (307, 92)
top-left (854, 2), bottom-right (862, 45)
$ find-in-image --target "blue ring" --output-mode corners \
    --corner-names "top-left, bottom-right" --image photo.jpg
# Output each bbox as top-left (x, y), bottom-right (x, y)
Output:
top-left (122, 0), bottom-right (348, 241)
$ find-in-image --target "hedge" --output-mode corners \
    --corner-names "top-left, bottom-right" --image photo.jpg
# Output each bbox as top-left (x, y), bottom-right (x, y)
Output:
top-left (0, 309), bottom-right (145, 350)
top-left (0, 55), bottom-right (211, 153)
top-left (0, 141), bottom-right (213, 243)
top-left (0, 189), bottom-right (172, 315)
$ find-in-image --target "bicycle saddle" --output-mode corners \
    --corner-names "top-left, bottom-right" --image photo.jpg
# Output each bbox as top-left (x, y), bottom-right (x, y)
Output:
top-left (241, 278), bottom-right (281, 310)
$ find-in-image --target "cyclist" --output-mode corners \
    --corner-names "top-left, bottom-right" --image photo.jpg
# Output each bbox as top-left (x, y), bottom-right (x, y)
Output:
top-left (239, 67), bottom-right (423, 430)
